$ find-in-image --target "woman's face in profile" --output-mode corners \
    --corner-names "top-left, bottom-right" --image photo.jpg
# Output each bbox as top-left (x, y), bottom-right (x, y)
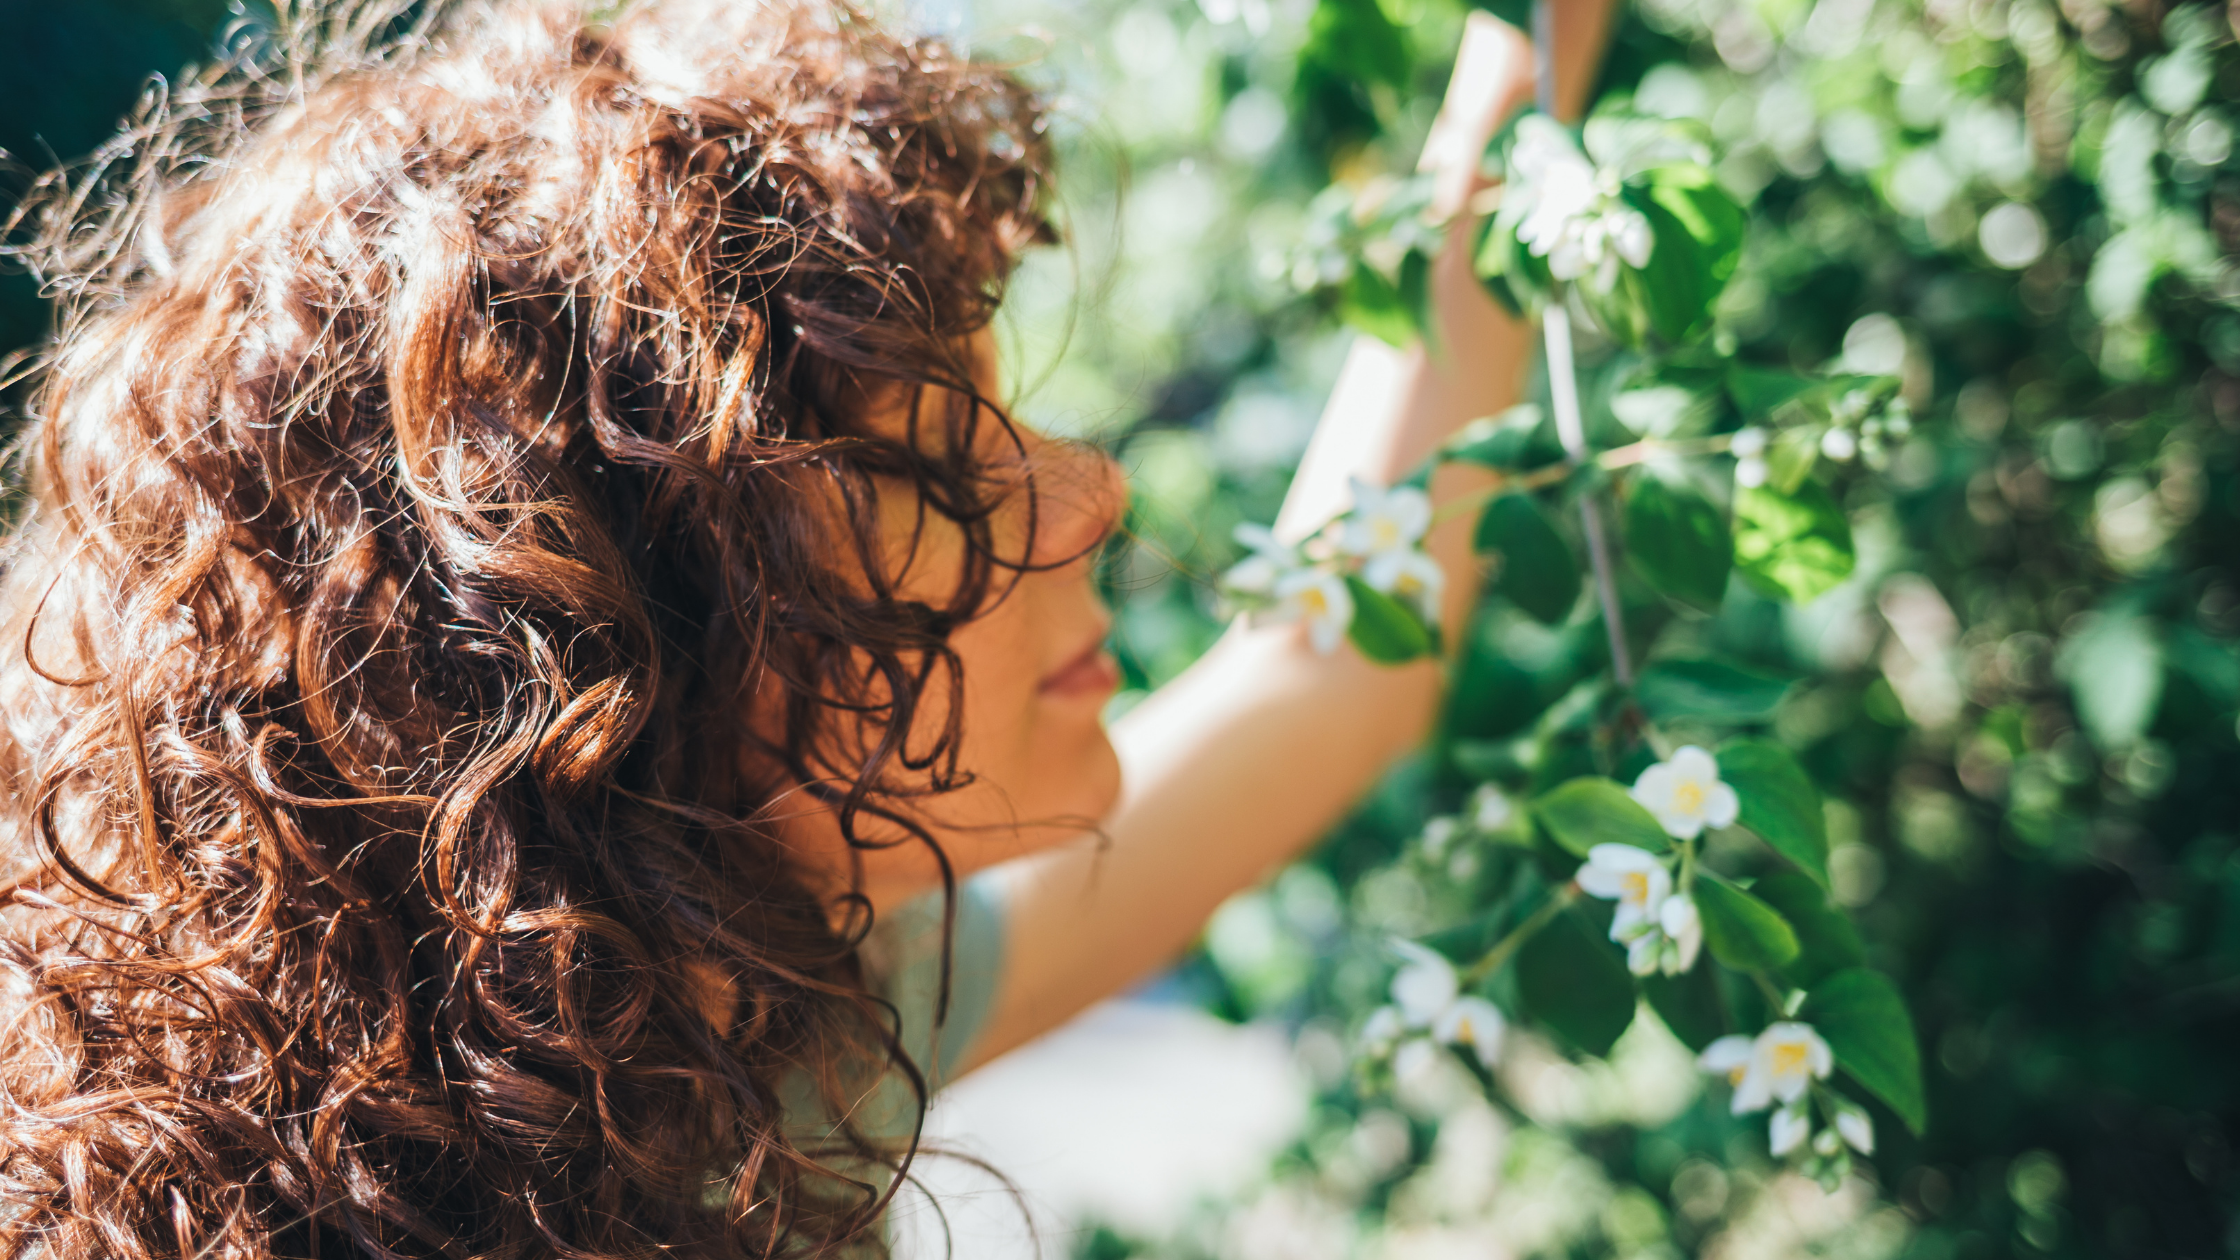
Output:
top-left (767, 333), bottom-right (1127, 910)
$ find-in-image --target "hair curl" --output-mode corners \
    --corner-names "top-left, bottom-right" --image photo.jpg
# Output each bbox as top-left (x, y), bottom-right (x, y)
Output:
top-left (0, 2), bottom-right (1054, 1255)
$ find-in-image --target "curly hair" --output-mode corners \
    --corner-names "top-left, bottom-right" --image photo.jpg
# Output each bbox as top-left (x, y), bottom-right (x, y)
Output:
top-left (0, 1), bottom-right (1054, 1255)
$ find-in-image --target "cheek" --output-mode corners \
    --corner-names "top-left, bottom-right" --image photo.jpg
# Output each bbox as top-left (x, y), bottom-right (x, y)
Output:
top-left (947, 584), bottom-right (1049, 771)
top-left (945, 583), bottom-right (1121, 827)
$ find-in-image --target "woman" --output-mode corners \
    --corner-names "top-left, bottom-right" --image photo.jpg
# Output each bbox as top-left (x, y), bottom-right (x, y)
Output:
top-left (0, 1), bottom-right (1607, 1255)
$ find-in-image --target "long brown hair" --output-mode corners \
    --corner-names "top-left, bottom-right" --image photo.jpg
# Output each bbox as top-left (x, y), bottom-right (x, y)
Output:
top-left (0, 1), bottom-right (1053, 1255)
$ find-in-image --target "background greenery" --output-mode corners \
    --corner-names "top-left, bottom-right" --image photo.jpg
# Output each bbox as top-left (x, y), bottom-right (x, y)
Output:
top-left (5, 0), bottom-right (2237, 1257)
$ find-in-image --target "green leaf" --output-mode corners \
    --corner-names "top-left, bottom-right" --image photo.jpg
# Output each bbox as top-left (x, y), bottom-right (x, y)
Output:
top-left (1301, 0), bottom-right (1409, 89)
top-left (2056, 609), bottom-right (2165, 749)
top-left (1623, 472), bottom-right (1731, 612)
top-left (1444, 405), bottom-right (1560, 472)
top-left (1734, 481), bottom-right (1856, 604)
top-left (1725, 367), bottom-right (1819, 417)
top-left (1693, 876), bottom-right (1802, 971)
top-left (1715, 739), bottom-right (1829, 881)
top-left (1398, 248), bottom-right (1433, 350)
top-left (1634, 658), bottom-right (1791, 723)
top-left (1801, 969), bottom-right (1927, 1135)
top-left (1752, 871), bottom-right (1866, 989)
top-left (1765, 423), bottom-right (1823, 495)
top-left (1345, 576), bottom-right (1433, 664)
top-left (1643, 960), bottom-right (1729, 1053)
top-left (1473, 209), bottom-right (1552, 312)
top-left (1340, 260), bottom-right (1417, 348)
top-left (1530, 776), bottom-right (1671, 856)
top-left (1447, 656), bottom-right (1545, 741)
top-left (1475, 494), bottom-right (1580, 624)
top-left (1517, 905), bottom-right (1637, 1056)
top-left (1645, 164), bottom-right (1745, 284)
top-left (1626, 194), bottom-right (1716, 345)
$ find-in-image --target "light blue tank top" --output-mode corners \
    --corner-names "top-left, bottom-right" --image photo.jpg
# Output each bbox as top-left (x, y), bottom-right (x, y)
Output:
top-left (782, 875), bottom-right (1006, 1151)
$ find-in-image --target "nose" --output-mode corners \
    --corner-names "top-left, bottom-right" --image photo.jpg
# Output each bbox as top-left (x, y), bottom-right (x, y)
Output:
top-left (1017, 430), bottom-right (1126, 570)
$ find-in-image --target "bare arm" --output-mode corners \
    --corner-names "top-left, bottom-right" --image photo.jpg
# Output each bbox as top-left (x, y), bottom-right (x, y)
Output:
top-left (968, 4), bottom-right (1616, 1067)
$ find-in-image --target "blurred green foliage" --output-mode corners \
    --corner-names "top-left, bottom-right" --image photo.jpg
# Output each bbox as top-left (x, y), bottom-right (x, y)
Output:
top-left (5, 0), bottom-right (2238, 1257)
top-left (977, 0), bottom-right (2240, 1256)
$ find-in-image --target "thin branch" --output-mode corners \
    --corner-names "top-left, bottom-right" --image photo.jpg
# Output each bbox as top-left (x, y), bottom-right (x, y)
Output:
top-left (1542, 303), bottom-right (1634, 684)
top-left (1462, 882), bottom-right (1580, 987)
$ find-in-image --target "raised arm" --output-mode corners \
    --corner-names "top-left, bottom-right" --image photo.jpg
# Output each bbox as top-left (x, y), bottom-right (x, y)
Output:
top-left (969, 4), bottom-right (1618, 1066)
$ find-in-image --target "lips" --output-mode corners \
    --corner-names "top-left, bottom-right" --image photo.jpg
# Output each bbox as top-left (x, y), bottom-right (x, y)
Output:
top-left (1039, 631), bottom-right (1119, 698)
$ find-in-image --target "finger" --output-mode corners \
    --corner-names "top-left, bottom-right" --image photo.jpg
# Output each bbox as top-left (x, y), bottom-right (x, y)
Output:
top-left (1417, 12), bottom-right (1534, 218)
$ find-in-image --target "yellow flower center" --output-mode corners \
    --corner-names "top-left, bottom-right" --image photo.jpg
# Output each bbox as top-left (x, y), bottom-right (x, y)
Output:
top-left (1772, 1041), bottom-right (1809, 1077)
top-left (1299, 586), bottom-right (1328, 616)
top-left (1727, 1065), bottom-right (1748, 1086)
top-left (1673, 779), bottom-right (1705, 815)
top-left (1622, 871), bottom-right (1650, 904)
top-left (1371, 518), bottom-right (1402, 549)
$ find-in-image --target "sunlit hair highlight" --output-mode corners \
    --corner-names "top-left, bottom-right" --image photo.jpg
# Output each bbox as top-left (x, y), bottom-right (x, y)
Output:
top-left (0, 1), bottom-right (1053, 1255)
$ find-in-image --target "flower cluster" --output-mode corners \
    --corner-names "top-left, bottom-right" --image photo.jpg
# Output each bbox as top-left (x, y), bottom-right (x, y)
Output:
top-left (1577, 844), bottom-right (1702, 976)
top-left (1415, 784), bottom-right (1518, 877)
top-left (1220, 478), bottom-right (1443, 654)
top-left (1631, 745), bottom-right (1741, 840)
top-left (1731, 393), bottom-right (1912, 489)
top-left (1360, 941), bottom-right (1505, 1079)
top-left (1571, 747), bottom-right (1740, 975)
top-left (1500, 115), bottom-right (1654, 292)
top-left (1700, 1022), bottom-right (1874, 1187)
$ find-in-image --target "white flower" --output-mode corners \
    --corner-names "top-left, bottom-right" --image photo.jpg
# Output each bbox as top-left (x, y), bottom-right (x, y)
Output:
top-left (1223, 522), bottom-right (1301, 597)
top-left (1730, 427), bottom-right (1769, 459)
top-left (1392, 1037), bottom-right (1439, 1082)
top-left (1833, 1101), bottom-right (1875, 1154)
top-left (1336, 478), bottom-right (1431, 562)
top-left (1627, 892), bottom-right (1702, 978)
top-left (1335, 478), bottom-right (1442, 622)
top-left (1699, 1034), bottom-right (1754, 1088)
top-left (1388, 940), bottom-right (1460, 1029)
top-left (1575, 844), bottom-right (1671, 942)
top-left (1630, 746), bottom-right (1741, 841)
top-left (1360, 1005), bottom-right (1405, 1054)
top-left (1433, 996), bottom-right (1506, 1070)
top-left (1372, 548), bottom-right (1446, 622)
top-left (1735, 456), bottom-right (1769, 488)
top-left (1578, 847), bottom-right (1701, 976)
top-left (1771, 1101), bottom-right (1813, 1156)
top-left (1700, 1022), bottom-right (1835, 1115)
top-left (1379, 941), bottom-right (1509, 1072)
top-left (1812, 1126), bottom-right (1844, 1157)
top-left (1269, 567), bottom-right (1354, 655)
top-left (1471, 784), bottom-right (1515, 832)
top-left (1505, 115), bottom-right (1655, 291)
top-left (1821, 426), bottom-right (1859, 461)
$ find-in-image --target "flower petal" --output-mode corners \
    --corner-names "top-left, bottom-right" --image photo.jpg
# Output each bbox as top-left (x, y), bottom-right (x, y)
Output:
top-left (1835, 1107), bottom-right (1876, 1155)
top-left (1626, 933), bottom-right (1661, 976)
top-left (1704, 782), bottom-right (1741, 830)
top-left (1732, 1062), bottom-right (1774, 1114)
top-left (1669, 745), bottom-right (1721, 782)
top-left (1586, 843), bottom-right (1661, 872)
top-left (1698, 1035), bottom-right (1754, 1075)
top-left (1769, 1105), bottom-right (1811, 1157)
top-left (1630, 763), bottom-right (1678, 812)
top-left (1434, 996), bottom-right (1507, 1069)
top-left (1389, 942), bottom-right (1460, 1026)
